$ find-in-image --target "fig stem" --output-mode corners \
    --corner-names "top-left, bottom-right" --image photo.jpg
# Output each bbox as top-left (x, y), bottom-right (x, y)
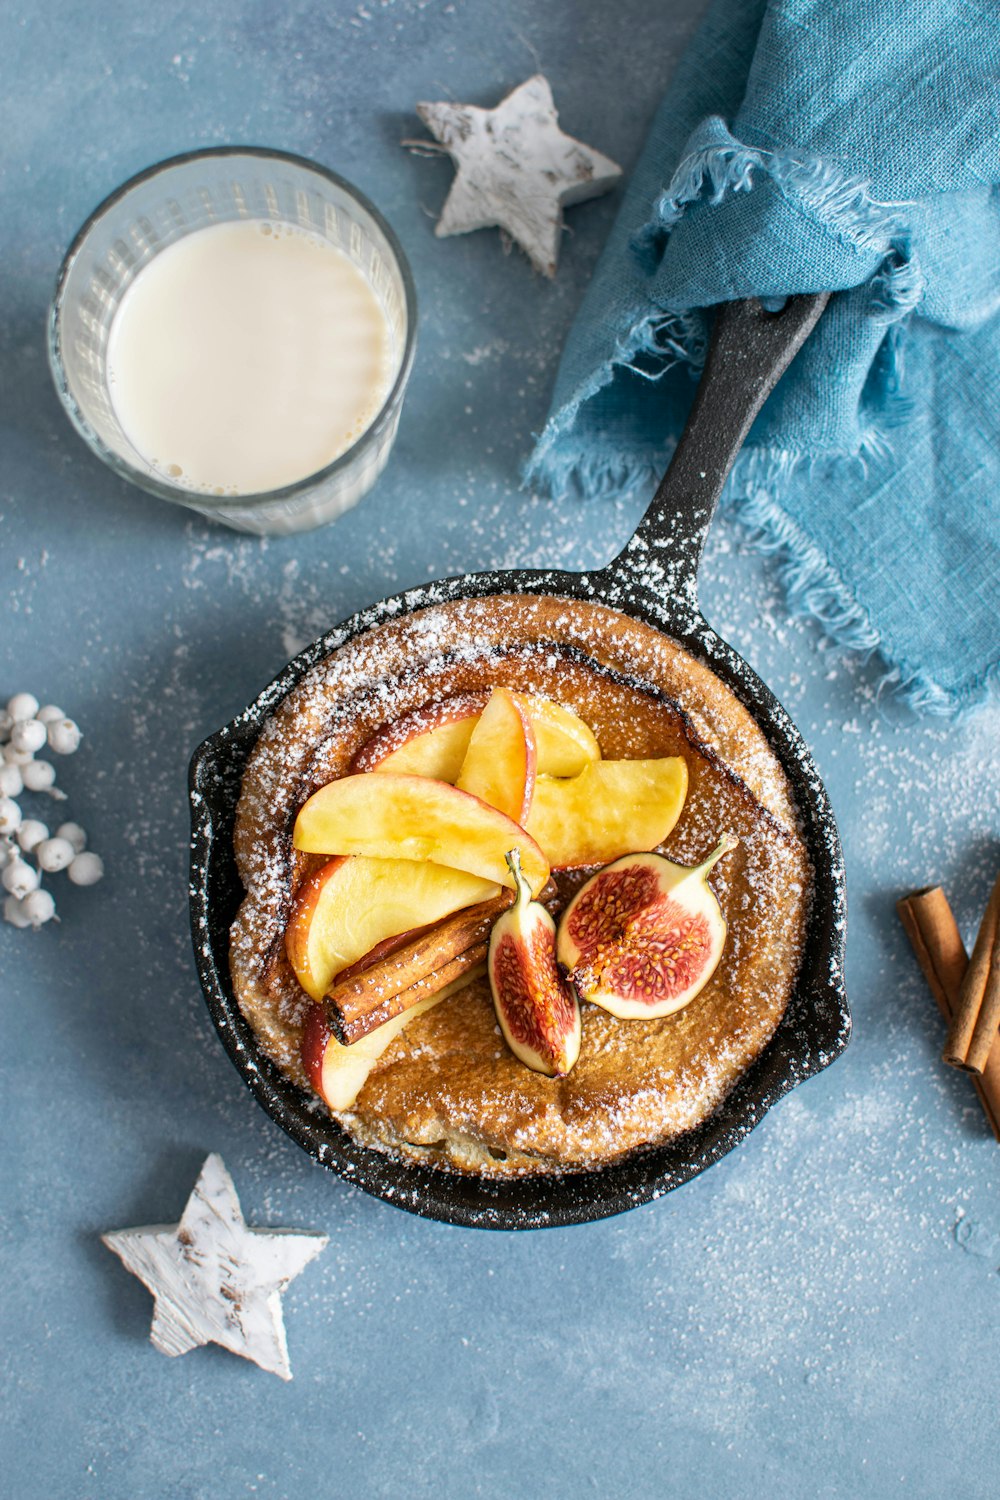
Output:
top-left (504, 847), bottom-right (531, 909)
top-left (684, 832), bottom-right (739, 886)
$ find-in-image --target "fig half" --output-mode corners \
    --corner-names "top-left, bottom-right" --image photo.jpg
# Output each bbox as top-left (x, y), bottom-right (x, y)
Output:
top-left (556, 836), bottom-right (738, 1020)
top-left (488, 849), bottom-right (582, 1077)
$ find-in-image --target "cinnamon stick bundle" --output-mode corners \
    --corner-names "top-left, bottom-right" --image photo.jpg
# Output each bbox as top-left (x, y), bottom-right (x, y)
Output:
top-left (942, 873), bottom-right (1000, 1075)
top-left (897, 884), bottom-right (1000, 1140)
top-left (324, 891), bottom-right (513, 1045)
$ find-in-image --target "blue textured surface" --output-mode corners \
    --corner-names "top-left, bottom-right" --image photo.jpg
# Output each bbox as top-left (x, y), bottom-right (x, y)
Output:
top-left (2, 4), bottom-right (998, 1497)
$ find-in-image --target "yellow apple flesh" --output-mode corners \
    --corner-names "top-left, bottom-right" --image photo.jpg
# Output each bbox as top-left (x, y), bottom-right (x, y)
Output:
top-left (515, 694), bottom-right (601, 778)
top-left (524, 757), bottom-right (689, 868)
top-left (455, 686), bottom-right (536, 823)
top-left (352, 692), bottom-right (600, 784)
top-left (293, 773), bottom-right (550, 894)
top-left (355, 696), bottom-right (482, 780)
top-left (285, 854), bottom-right (499, 1001)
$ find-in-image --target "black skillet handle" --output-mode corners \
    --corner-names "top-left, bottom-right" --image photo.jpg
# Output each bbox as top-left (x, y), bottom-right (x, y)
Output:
top-left (602, 292), bottom-right (829, 618)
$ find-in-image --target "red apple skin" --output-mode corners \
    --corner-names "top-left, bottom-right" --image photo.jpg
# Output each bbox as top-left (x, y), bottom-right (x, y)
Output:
top-left (284, 856), bottom-right (349, 999)
top-left (300, 1003), bottom-right (330, 1095)
top-left (299, 969), bottom-right (482, 1112)
top-left (350, 694), bottom-right (487, 775)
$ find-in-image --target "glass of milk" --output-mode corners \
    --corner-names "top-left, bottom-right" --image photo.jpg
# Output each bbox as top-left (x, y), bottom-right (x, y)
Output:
top-left (49, 148), bottom-right (417, 535)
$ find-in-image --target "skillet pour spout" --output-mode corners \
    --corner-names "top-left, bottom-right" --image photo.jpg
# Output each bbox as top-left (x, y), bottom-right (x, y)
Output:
top-left (189, 295), bottom-right (850, 1229)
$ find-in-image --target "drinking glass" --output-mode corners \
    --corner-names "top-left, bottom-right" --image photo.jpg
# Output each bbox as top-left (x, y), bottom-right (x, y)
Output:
top-left (48, 147), bottom-right (417, 535)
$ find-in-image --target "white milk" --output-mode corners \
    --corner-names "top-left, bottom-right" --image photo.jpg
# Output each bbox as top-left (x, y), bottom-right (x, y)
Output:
top-left (106, 219), bottom-right (395, 495)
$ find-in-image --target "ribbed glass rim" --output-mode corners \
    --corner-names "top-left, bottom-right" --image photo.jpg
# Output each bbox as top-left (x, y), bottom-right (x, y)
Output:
top-left (47, 145), bottom-right (419, 513)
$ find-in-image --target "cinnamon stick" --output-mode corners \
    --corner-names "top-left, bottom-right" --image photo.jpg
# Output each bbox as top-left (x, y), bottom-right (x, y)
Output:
top-left (897, 886), bottom-right (970, 1019)
top-left (324, 891), bottom-right (512, 1045)
top-left (897, 884), bottom-right (1000, 1140)
top-left (942, 872), bottom-right (1000, 1075)
top-left (333, 944), bottom-right (489, 1045)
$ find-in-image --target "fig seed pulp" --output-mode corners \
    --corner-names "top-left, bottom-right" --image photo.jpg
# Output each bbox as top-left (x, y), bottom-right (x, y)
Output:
top-left (557, 836), bottom-right (737, 1021)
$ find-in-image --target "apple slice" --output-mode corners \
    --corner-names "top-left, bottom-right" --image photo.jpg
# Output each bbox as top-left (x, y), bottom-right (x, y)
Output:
top-left (285, 854), bottom-right (498, 1001)
top-left (524, 757), bottom-right (689, 869)
top-left (515, 694), bottom-right (601, 778)
top-left (455, 686), bottom-right (536, 823)
top-left (300, 967), bottom-right (483, 1111)
top-left (352, 694), bottom-right (484, 780)
top-left (352, 691), bottom-right (602, 785)
top-left (293, 773), bottom-right (550, 894)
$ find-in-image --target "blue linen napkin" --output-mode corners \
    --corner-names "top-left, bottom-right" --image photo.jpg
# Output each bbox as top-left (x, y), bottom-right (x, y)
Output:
top-left (527, 0), bottom-right (1000, 713)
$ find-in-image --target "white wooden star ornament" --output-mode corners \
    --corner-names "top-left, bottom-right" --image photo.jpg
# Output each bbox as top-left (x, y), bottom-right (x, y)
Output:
top-left (102, 1154), bottom-right (328, 1381)
top-left (413, 74), bottom-right (622, 277)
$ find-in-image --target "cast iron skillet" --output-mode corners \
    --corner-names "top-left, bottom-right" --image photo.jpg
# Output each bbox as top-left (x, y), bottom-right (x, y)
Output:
top-left (189, 293), bottom-right (850, 1230)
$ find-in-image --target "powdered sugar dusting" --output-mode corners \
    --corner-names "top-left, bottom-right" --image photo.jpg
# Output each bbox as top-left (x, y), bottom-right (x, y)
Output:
top-left (193, 582), bottom-right (844, 1214)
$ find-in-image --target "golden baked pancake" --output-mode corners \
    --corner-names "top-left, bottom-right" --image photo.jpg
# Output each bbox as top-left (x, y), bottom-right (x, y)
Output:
top-left (230, 595), bottom-right (810, 1177)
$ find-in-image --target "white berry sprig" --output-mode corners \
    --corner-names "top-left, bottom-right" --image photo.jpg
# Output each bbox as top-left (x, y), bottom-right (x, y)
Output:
top-left (0, 693), bottom-right (103, 928)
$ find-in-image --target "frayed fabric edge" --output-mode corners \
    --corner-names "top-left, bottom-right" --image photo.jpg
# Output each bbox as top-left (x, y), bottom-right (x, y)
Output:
top-left (526, 436), bottom-right (998, 718)
top-left (525, 305), bottom-right (707, 489)
top-left (727, 447), bottom-right (997, 717)
top-left (524, 442), bottom-right (662, 506)
top-left (631, 118), bottom-right (925, 321)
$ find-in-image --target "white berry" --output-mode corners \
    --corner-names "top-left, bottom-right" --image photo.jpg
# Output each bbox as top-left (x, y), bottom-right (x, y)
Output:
top-left (11, 718), bottom-right (47, 755)
top-left (3, 894), bottom-right (31, 928)
top-left (3, 743), bottom-right (35, 766)
top-left (56, 821), bottom-right (87, 853)
top-left (3, 859), bottom-right (39, 897)
top-left (0, 839), bottom-right (15, 868)
top-left (36, 836), bottom-right (75, 872)
top-left (21, 887), bottom-right (56, 927)
top-left (47, 718), bottom-right (82, 755)
top-left (7, 692), bottom-right (40, 723)
top-left (68, 851), bottom-right (104, 886)
top-left (0, 797), bottom-right (22, 834)
top-left (17, 820), bottom-right (48, 854)
top-left (36, 705), bottom-right (65, 725)
top-left (0, 763), bottom-right (23, 798)
top-left (21, 759), bottom-right (56, 792)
